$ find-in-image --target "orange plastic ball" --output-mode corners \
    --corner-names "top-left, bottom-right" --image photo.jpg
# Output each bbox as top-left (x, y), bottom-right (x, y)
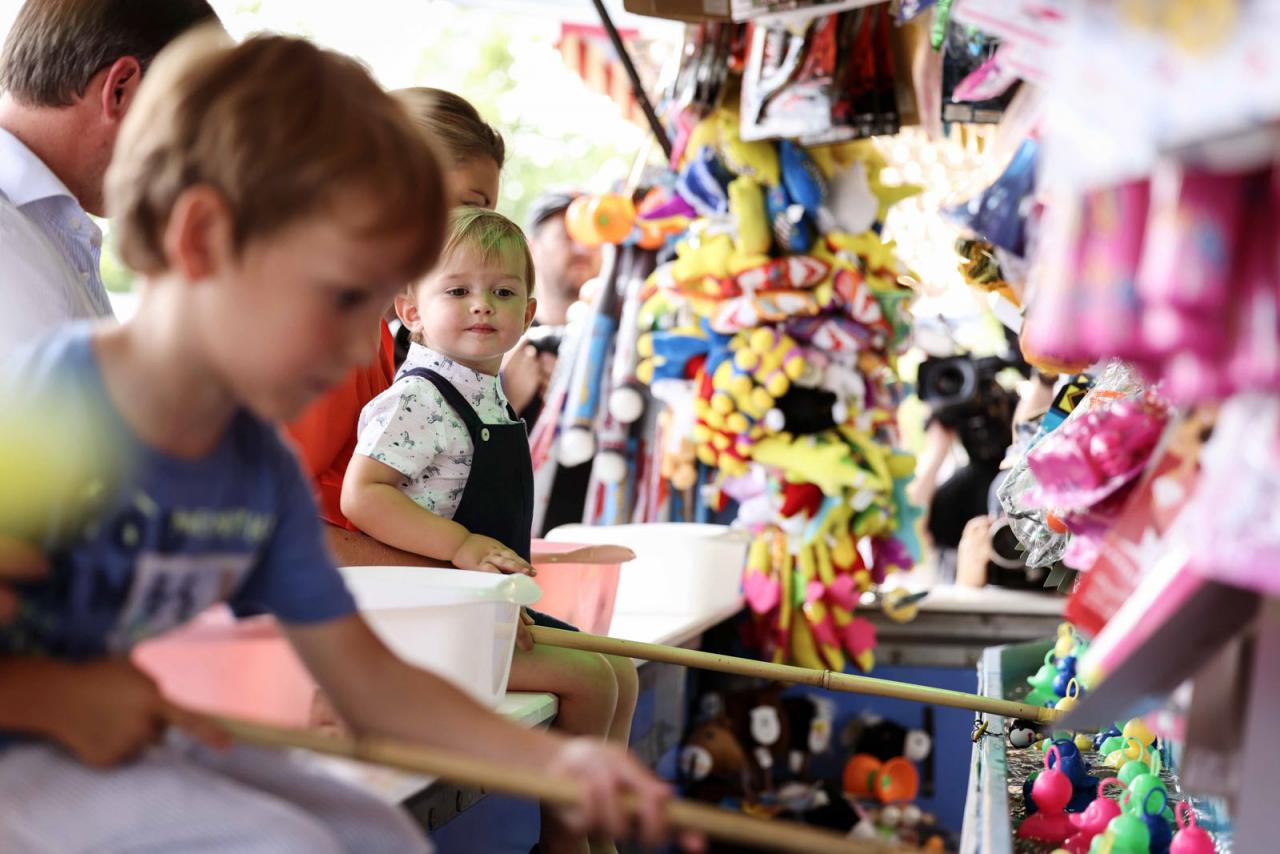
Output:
top-left (589, 193), bottom-right (636, 245)
top-left (565, 195), bottom-right (599, 246)
top-left (843, 753), bottom-right (882, 799)
top-left (875, 757), bottom-right (920, 804)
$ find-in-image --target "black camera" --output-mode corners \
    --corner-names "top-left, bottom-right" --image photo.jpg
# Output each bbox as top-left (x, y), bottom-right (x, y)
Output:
top-left (918, 353), bottom-right (1023, 466)
top-left (525, 325), bottom-right (565, 357)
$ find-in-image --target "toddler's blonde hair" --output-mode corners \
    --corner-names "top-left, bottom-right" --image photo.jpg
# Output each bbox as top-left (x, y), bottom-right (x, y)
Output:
top-left (434, 207), bottom-right (535, 296)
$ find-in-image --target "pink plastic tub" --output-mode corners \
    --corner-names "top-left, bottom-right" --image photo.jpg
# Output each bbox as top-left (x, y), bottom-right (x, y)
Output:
top-left (133, 606), bottom-right (315, 727)
top-left (135, 567), bottom-right (540, 726)
top-left (529, 539), bottom-right (622, 635)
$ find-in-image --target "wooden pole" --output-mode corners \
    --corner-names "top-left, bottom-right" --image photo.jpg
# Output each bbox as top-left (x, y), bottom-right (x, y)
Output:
top-left (214, 716), bottom-right (906, 854)
top-left (530, 627), bottom-right (1062, 725)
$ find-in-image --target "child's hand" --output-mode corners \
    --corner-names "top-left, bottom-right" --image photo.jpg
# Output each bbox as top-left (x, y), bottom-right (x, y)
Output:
top-left (547, 738), bottom-right (704, 851)
top-left (515, 608), bottom-right (535, 652)
top-left (452, 534), bottom-right (535, 576)
top-left (502, 343), bottom-right (545, 415)
top-left (44, 659), bottom-right (230, 767)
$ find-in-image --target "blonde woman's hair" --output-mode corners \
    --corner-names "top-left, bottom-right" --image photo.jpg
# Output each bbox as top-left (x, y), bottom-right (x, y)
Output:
top-left (106, 28), bottom-right (448, 278)
top-left (393, 87), bottom-right (505, 169)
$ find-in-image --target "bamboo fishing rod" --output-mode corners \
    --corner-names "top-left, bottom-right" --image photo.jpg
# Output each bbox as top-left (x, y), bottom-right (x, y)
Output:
top-left (530, 627), bottom-right (1063, 724)
top-left (214, 715), bottom-right (909, 854)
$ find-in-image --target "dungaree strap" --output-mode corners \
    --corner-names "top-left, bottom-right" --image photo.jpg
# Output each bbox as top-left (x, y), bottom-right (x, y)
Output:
top-left (398, 368), bottom-right (486, 440)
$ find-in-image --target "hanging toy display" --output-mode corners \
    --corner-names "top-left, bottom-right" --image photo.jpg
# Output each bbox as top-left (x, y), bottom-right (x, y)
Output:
top-left (545, 24), bottom-right (921, 673)
top-left (1022, 162), bottom-right (1280, 405)
top-left (740, 5), bottom-right (902, 145)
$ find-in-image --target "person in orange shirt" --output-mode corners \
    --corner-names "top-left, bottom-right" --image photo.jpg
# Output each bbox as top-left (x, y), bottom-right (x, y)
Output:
top-left (285, 87), bottom-right (540, 566)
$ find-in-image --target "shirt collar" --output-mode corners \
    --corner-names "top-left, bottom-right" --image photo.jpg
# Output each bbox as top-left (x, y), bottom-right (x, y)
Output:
top-left (0, 128), bottom-right (78, 208)
top-left (403, 342), bottom-right (512, 409)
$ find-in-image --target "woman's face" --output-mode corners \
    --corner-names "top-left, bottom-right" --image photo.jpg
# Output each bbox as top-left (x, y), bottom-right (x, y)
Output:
top-left (447, 156), bottom-right (501, 210)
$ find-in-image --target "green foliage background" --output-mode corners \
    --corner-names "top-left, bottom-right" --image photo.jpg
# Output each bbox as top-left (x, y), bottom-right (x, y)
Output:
top-left (102, 1), bottom-right (641, 292)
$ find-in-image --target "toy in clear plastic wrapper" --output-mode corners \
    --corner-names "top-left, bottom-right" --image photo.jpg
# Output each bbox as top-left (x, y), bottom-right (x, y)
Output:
top-left (939, 14), bottom-right (1019, 124)
top-left (740, 6), bottom-right (900, 144)
top-left (1027, 396), bottom-right (1168, 510)
top-left (998, 362), bottom-right (1152, 570)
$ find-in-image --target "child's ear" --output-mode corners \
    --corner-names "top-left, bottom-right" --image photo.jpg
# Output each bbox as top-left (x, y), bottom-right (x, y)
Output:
top-left (163, 184), bottom-right (234, 283)
top-left (524, 296), bottom-right (537, 331)
top-left (395, 291), bottom-right (422, 332)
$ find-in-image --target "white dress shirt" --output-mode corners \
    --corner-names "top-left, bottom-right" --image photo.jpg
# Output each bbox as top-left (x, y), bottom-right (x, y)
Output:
top-left (354, 343), bottom-right (519, 520)
top-left (0, 128), bottom-right (113, 360)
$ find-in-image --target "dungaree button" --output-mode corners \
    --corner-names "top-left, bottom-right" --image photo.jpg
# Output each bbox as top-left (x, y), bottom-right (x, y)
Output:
top-left (481, 428), bottom-right (490, 442)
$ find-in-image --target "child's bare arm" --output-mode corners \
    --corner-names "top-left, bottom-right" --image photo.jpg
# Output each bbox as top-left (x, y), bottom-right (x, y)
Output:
top-left (322, 523), bottom-right (448, 568)
top-left (0, 657), bottom-right (229, 767)
top-left (286, 614), bottom-right (681, 848)
top-left (341, 454), bottom-right (532, 574)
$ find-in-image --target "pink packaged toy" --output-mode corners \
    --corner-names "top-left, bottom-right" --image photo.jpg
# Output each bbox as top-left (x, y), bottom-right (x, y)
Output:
top-left (1027, 395), bottom-right (1168, 510)
top-left (1075, 180), bottom-right (1151, 361)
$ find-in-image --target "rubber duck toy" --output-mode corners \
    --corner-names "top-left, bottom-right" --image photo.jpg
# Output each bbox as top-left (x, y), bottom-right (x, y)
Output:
top-left (1026, 650), bottom-right (1061, 707)
top-left (1124, 772), bottom-right (1175, 825)
top-left (1170, 803), bottom-right (1216, 854)
top-left (1055, 679), bottom-right (1083, 714)
top-left (1094, 723), bottom-right (1123, 752)
top-left (1090, 813), bottom-right (1150, 854)
top-left (1131, 786), bottom-right (1173, 854)
top-left (1063, 778), bottom-right (1126, 854)
top-left (1018, 746), bottom-right (1077, 844)
top-left (1053, 657), bottom-right (1079, 698)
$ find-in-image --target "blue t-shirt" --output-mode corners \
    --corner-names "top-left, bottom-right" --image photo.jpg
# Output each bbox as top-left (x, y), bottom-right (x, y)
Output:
top-left (0, 325), bottom-right (356, 660)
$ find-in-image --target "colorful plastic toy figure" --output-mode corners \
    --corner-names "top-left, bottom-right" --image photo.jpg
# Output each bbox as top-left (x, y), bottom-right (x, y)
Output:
top-left (1064, 778), bottom-right (1126, 854)
top-left (1170, 803), bottom-right (1216, 854)
top-left (1019, 746), bottom-right (1078, 844)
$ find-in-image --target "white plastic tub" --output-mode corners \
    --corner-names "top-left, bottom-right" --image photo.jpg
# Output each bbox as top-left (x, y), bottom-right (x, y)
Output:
top-left (339, 566), bottom-right (541, 707)
top-left (544, 523), bottom-right (750, 619)
top-left (135, 566), bottom-right (540, 725)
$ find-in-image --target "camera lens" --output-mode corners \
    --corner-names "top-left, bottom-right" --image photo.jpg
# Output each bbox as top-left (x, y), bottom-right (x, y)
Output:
top-left (934, 365), bottom-right (966, 398)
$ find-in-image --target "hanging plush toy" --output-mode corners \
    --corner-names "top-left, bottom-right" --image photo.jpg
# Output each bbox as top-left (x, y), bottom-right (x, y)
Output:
top-left (565, 117), bottom-right (920, 670)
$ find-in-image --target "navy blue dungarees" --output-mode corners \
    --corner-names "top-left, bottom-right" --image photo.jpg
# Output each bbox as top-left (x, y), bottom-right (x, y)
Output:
top-left (402, 367), bottom-right (577, 632)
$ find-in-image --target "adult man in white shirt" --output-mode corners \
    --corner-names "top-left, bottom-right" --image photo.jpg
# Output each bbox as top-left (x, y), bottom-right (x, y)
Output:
top-left (0, 0), bottom-right (218, 358)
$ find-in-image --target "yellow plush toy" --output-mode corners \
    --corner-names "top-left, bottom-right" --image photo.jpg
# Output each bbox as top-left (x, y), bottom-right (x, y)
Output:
top-left (752, 434), bottom-right (883, 497)
top-left (728, 176), bottom-right (772, 258)
top-left (717, 108), bottom-right (780, 188)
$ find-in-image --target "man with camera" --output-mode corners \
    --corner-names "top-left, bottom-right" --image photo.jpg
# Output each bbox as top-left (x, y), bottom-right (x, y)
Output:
top-left (503, 192), bottom-right (602, 423)
top-left (910, 334), bottom-right (1057, 588)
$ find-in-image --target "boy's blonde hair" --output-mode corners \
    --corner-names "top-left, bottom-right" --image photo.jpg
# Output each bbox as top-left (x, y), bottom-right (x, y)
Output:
top-left (393, 87), bottom-right (505, 169)
top-left (432, 207), bottom-right (535, 295)
top-left (106, 28), bottom-right (447, 278)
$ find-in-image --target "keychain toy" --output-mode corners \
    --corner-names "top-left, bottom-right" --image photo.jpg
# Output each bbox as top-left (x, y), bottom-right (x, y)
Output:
top-left (1018, 746), bottom-right (1077, 844)
top-left (1064, 778), bottom-right (1126, 854)
top-left (1091, 813), bottom-right (1151, 854)
top-left (1170, 802), bottom-right (1216, 854)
